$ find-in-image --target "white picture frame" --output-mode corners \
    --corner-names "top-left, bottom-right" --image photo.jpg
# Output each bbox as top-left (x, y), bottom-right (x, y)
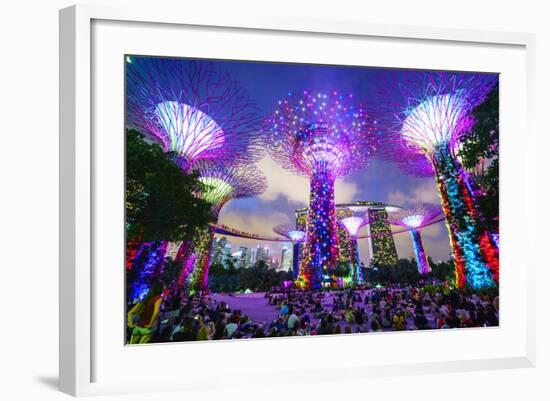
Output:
top-left (59, 3), bottom-right (536, 397)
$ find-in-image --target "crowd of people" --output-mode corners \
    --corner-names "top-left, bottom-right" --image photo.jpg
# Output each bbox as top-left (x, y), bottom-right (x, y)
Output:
top-left (127, 282), bottom-right (499, 344)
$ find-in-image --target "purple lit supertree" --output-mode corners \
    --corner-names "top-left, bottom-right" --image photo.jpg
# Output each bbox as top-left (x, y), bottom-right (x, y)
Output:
top-left (126, 56), bottom-right (263, 171)
top-left (126, 57), bottom-right (264, 297)
top-left (266, 90), bottom-right (378, 289)
top-left (375, 72), bottom-right (499, 289)
top-left (387, 204), bottom-right (442, 274)
top-left (273, 224), bottom-right (307, 281)
top-left (188, 161), bottom-right (267, 293)
top-left (339, 215), bottom-right (371, 286)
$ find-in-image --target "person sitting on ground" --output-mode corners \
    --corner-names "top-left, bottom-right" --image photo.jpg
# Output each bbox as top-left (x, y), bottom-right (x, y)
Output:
top-left (413, 307), bottom-right (429, 330)
top-left (127, 282), bottom-right (164, 344)
top-left (393, 308), bottom-right (407, 331)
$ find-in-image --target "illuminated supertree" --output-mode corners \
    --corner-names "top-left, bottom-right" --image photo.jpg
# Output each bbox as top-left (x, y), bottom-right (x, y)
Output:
top-left (339, 215), bottom-right (370, 286)
top-left (376, 72), bottom-right (499, 289)
top-left (273, 224), bottom-right (307, 280)
top-left (387, 204), bottom-right (442, 274)
top-left (126, 57), bottom-right (263, 296)
top-left (188, 161), bottom-right (267, 293)
top-left (126, 56), bottom-right (263, 171)
top-left (266, 90), bottom-right (378, 289)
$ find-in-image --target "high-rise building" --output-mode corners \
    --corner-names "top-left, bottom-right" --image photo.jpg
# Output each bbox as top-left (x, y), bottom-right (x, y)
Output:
top-left (238, 246), bottom-right (248, 268)
top-left (256, 245), bottom-right (269, 265)
top-left (249, 246), bottom-right (257, 266)
top-left (281, 247), bottom-right (292, 271)
top-left (222, 240), bottom-right (233, 267)
top-left (210, 237), bottom-right (227, 265)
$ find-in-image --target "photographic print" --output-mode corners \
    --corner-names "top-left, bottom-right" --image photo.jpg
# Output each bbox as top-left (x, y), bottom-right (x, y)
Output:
top-left (125, 56), bottom-right (499, 345)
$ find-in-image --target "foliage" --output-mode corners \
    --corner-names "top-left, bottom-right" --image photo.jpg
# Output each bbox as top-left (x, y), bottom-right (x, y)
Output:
top-left (457, 86), bottom-right (499, 232)
top-left (126, 129), bottom-right (213, 242)
top-left (208, 262), bottom-right (292, 293)
top-left (428, 258), bottom-right (455, 282)
top-left (159, 257), bottom-right (181, 288)
top-left (333, 262), bottom-right (351, 278)
top-left (363, 258), bottom-right (455, 287)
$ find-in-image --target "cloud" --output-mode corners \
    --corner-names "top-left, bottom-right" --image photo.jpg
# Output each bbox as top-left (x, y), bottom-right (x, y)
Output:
top-left (334, 179), bottom-right (359, 203)
top-left (387, 180), bottom-right (441, 207)
top-left (256, 156), bottom-right (360, 206)
top-left (218, 209), bottom-right (291, 238)
top-left (256, 157), bottom-right (309, 205)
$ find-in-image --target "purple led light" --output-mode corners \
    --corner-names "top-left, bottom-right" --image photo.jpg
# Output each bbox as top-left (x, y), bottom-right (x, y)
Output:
top-left (126, 57), bottom-right (263, 170)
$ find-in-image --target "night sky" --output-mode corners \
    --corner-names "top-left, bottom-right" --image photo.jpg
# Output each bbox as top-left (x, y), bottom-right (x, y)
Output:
top-left (128, 57), bottom-right (498, 266)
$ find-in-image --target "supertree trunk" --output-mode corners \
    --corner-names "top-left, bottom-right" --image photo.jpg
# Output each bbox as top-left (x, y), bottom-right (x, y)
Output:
top-left (302, 167), bottom-right (340, 289)
top-left (291, 242), bottom-right (302, 281)
top-left (432, 144), bottom-right (498, 289)
top-left (125, 235), bottom-right (142, 271)
top-left (189, 227), bottom-right (215, 294)
top-left (129, 241), bottom-right (168, 301)
top-left (409, 229), bottom-right (431, 274)
top-left (349, 238), bottom-right (362, 286)
top-left (175, 240), bottom-right (195, 286)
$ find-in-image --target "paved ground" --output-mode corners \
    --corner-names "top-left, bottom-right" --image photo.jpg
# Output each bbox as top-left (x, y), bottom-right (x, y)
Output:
top-left (211, 291), bottom-right (437, 331)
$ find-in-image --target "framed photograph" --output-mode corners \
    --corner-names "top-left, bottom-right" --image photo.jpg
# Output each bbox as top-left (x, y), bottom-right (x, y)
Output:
top-left (59, 3), bottom-right (536, 397)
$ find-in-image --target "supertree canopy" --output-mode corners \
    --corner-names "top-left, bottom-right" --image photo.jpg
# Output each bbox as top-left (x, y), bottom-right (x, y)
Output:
top-left (126, 57), bottom-right (263, 171)
top-left (188, 161), bottom-right (268, 293)
top-left (266, 90), bottom-right (378, 289)
top-left (387, 204), bottom-right (442, 275)
top-left (274, 224), bottom-right (307, 281)
top-left (376, 72), bottom-right (499, 289)
top-left (339, 215), bottom-right (370, 286)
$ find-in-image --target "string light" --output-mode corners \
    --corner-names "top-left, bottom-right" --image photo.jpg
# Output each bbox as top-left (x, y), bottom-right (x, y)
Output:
top-left (266, 91), bottom-right (378, 289)
top-left (377, 72), bottom-right (499, 289)
top-left (126, 57), bottom-right (263, 171)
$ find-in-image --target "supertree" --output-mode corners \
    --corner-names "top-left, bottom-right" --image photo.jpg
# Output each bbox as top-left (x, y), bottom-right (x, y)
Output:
top-left (339, 215), bottom-right (370, 286)
top-left (273, 224), bottom-right (307, 281)
top-left (125, 57), bottom-right (263, 296)
top-left (375, 72), bottom-right (499, 289)
top-left (266, 90), bottom-right (378, 289)
top-left (187, 161), bottom-right (267, 293)
top-left (387, 204), bottom-right (442, 274)
top-left (126, 56), bottom-right (263, 171)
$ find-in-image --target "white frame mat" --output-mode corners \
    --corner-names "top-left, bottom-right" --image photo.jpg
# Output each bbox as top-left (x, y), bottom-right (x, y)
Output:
top-left (59, 4), bottom-right (536, 397)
